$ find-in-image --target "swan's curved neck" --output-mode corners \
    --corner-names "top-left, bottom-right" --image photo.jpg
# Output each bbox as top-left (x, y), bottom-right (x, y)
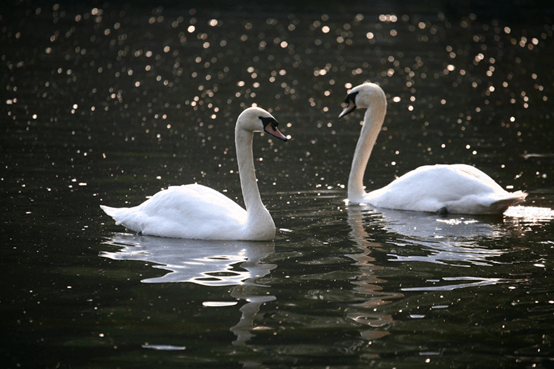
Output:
top-left (348, 98), bottom-right (387, 201)
top-left (235, 126), bottom-right (273, 227)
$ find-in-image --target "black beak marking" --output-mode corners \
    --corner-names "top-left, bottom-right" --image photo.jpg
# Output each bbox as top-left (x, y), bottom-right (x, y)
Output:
top-left (259, 116), bottom-right (279, 128)
top-left (339, 91), bottom-right (359, 118)
top-left (345, 91), bottom-right (359, 104)
top-left (259, 116), bottom-right (287, 141)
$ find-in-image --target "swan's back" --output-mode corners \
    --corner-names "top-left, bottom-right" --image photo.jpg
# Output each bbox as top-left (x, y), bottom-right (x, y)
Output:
top-left (364, 164), bottom-right (526, 214)
top-left (101, 184), bottom-right (248, 239)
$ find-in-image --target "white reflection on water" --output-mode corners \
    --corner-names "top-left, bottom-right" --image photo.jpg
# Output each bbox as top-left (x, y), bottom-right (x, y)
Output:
top-left (101, 233), bottom-right (276, 346)
top-left (504, 205), bottom-right (554, 225)
top-left (350, 204), bottom-right (553, 291)
top-left (359, 205), bottom-right (511, 267)
top-left (401, 276), bottom-right (514, 292)
top-left (370, 205), bottom-right (554, 267)
top-left (142, 344), bottom-right (186, 351)
top-left (346, 207), bottom-right (402, 340)
top-left (101, 233), bottom-right (276, 286)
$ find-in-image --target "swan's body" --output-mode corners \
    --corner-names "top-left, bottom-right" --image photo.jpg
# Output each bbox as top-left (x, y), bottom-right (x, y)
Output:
top-left (339, 82), bottom-right (526, 215)
top-left (101, 107), bottom-right (287, 240)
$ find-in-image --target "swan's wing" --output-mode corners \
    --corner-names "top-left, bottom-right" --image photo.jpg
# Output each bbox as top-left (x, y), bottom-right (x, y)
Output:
top-left (166, 184), bottom-right (244, 212)
top-left (365, 164), bottom-right (525, 214)
top-left (101, 184), bottom-right (247, 238)
top-left (142, 184), bottom-right (245, 218)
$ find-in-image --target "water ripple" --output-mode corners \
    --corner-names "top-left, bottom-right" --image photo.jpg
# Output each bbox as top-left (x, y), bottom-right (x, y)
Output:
top-left (401, 276), bottom-right (522, 292)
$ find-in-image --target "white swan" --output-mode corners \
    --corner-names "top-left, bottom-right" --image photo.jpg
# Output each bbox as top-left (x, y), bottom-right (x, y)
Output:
top-left (100, 107), bottom-right (287, 240)
top-left (339, 82), bottom-right (526, 215)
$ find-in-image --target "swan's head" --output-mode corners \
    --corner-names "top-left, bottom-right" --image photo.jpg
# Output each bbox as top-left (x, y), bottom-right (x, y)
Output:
top-left (339, 82), bottom-right (386, 118)
top-left (238, 107), bottom-right (288, 141)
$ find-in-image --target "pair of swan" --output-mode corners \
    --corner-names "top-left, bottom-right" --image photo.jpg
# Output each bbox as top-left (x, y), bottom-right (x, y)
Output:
top-left (101, 83), bottom-right (526, 241)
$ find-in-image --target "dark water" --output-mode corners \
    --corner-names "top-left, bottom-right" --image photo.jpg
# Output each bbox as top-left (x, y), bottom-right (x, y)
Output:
top-left (2, 1), bottom-right (554, 368)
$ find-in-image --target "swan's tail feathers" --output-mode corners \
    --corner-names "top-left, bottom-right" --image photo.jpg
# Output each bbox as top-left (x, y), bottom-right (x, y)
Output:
top-left (100, 205), bottom-right (124, 225)
top-left (491, 191), bottom-right (527, 214)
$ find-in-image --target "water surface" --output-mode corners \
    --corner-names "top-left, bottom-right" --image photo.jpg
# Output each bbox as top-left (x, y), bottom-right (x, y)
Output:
top-left (2, 1), bottom-right (554, 368)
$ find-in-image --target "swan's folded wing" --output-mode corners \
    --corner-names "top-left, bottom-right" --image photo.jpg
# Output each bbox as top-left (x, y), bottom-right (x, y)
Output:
top-left (143, 184), bottom-right (245, 218)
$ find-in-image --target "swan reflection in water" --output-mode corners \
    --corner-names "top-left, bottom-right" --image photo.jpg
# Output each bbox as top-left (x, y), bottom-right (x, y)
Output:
top-left (361, 206), bottom-right (516, 266)
top-left (101, 233), bottom-right (276, 346)
top-left (352, 204), bottom-right (554, 292)
top-left (345, 207), bottom-right (403, 341)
